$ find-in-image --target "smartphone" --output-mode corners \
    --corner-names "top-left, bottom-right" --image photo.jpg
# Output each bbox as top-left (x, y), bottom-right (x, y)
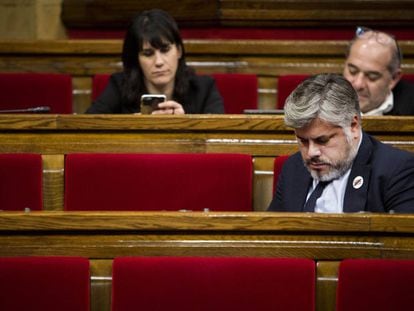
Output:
top-left (140, 94), bottom-right (166, 114)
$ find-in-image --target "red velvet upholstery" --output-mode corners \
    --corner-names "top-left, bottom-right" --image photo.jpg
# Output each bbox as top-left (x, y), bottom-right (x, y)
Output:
top-left (0, 153), bottom-right (43, 211)
top-left (64, 153), bottom-right (253, 211)
top-left (92, 73), bottom-right (111, 101)
top-left (336, 259), bottom-right (414, 311)
top-left (211, 73), bottom-right (258, 113)
top-left (0, 256), bottom-right (90, 311)
top-left (402, 74), bottom-right (414, 84)
top-left (273, 155), bottom-right (290, 194)
top-left (112, 256), bottom-right (315, 311)
top-left (277, 74), bottom-right (310, 109)
top-left (0, 73), bottom-right (73, 113)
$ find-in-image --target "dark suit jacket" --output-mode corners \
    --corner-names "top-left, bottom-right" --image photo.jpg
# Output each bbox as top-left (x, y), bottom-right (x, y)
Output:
top-left (86, 72), bottom-right (224, 114)
top-left (386, 80), bottom-right (414, 115)
top-left (268, 132), bottom-right (414, 213)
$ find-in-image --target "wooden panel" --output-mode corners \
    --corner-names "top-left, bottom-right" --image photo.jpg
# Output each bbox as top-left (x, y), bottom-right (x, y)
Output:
top-left (1, 212), bottom-right (414, 311)
top-left (317, 261), bottom-right (340, 311)
top-left (42, 154), bottom-right (64, 211)
top-left (61, 0), bottom-right (414, 28)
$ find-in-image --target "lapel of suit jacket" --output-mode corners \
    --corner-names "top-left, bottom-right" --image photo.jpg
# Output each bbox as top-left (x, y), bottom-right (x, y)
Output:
top-left (343, 132), bottom-right (373, 212)
top-left (295, 161), bottom-right (313, 212)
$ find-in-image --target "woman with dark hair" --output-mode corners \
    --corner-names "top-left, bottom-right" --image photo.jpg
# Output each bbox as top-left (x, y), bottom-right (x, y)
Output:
top-left (86, 9), bottom-right (224, 114)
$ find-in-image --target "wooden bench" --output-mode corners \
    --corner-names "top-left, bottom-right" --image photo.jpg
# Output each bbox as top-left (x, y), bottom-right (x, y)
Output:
top-left (1, 211), bottom-right (414, 311)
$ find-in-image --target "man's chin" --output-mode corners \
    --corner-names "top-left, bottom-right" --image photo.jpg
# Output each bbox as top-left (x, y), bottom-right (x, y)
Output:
top-left (308, 167), bottom-right (342, 182)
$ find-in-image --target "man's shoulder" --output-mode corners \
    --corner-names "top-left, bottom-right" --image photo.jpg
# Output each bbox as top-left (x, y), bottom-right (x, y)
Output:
top-left (366, 134), bottom-right (414, 165)
top-left (391, 79), bottom-right (414, 115)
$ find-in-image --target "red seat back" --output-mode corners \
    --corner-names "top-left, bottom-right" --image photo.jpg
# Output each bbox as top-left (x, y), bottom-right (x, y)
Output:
top-left (336, 259), bottom-right (414, 311)
top-left (112, 256), bottom-right (315, 311)
top-left (0, 153), bottom-right (43, 211)
top-left (0, 73), bottom-right (73, 113)
top-left (64, 153), bottom-right (253, 211)
top-left (0, 256), bottom-right (90, 311)
top-left (91, 73), bottom-right (111, 101)
top-left (277, 74), bottom-right (310, 109)
top-left (212, 73), bottom-right (258, 113)
top-left (402, 74), bottom-right (414, 84)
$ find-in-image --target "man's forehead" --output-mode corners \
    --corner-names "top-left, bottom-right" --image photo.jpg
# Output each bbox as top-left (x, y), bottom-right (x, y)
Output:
top-left (295, 118), bottom-right (341, 137)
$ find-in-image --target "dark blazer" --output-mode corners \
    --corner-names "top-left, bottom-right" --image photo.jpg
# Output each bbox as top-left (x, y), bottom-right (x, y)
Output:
top-left (268, 132), bottom-right (414, 213)
top-left (386, 80), bottom-right (414, 115)
top-left (86, 72), bottom-right (224, 114)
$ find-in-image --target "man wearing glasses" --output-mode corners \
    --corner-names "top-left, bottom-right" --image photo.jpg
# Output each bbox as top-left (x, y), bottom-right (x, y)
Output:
top-left (343, 26), bottom-right (414, 115)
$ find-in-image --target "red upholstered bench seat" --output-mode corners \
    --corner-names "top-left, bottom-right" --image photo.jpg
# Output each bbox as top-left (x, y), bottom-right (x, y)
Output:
top-left (64, 153), bottom-right (253, 211)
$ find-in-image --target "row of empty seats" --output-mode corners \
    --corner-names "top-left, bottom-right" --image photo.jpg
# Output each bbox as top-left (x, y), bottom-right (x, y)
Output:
top-left (1, 256), bottom-right (413, 310)
top-left (0, 153), bottom-right (256, 211)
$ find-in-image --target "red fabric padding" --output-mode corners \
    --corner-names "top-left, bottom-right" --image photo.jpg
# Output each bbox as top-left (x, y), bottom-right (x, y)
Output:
top-left (0, 73), bottom-right (73, 113)
top-left (64, 153), bottom-right (253, 211)
top-left (112, 256), bottom-right (315, 311)
top-left (336, 259), bottom-right (414, 311)
top-left (402, 74), bottom-right (414, 84)
top-left (277, 74), bottom-right (310, 109)
top-left (0, 256), bottom-right (90, 311)
top-left (211, 73), bottom-right (258, 113)
top-left (0, 153), bottom-right (43, 211)
top-left (91, 73), bottom-right (111, 101)
top-left (273, 155), bottom-right (290, 194)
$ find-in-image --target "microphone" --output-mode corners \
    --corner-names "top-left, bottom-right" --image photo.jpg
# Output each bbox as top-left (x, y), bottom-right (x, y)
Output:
top-left (0, 106), bottom-right (51, 113)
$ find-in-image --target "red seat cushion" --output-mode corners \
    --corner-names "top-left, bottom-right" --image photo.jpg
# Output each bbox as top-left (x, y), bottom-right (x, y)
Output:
top-left (0, 153), bottom-right (43, 211)
top-left (0, 73), bottom-right (73, 113)
top-left (0, 256), bottom-right (90, 311)
top-left (112, 256), bottom-right (315, 311)
top-left (64, 153), bottom-right (253, 211)
top-left (337, 259), bottom-right (414, 311)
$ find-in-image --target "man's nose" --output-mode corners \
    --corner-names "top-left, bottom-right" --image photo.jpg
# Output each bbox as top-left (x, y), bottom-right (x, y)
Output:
top-left (307, 141), bottom-right (322, 158)
top-left (351, 73), bottom-right (366, 90)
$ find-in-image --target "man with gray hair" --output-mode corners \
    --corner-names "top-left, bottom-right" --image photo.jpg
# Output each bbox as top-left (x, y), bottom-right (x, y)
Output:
top-left (268, 73), bottom-right (414, 213)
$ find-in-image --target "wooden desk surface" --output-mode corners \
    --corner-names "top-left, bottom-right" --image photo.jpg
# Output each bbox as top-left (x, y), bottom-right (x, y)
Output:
top-left (1, 211), bottom-right (414, 259)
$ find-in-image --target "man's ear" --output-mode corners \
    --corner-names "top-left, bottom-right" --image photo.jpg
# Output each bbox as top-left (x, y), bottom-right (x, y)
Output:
top-left (390, 69), bottom-right (402, 90)
top-left (350, 115), bottom-right (361, 139)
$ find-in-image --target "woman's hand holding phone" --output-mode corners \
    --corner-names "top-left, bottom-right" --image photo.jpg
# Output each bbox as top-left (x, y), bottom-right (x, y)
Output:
top-left (140, 94), bottom-right (184, 115)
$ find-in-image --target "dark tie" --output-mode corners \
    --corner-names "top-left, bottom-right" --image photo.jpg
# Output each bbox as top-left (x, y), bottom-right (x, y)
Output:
top-left (303, 181), bottom-right (330, 212)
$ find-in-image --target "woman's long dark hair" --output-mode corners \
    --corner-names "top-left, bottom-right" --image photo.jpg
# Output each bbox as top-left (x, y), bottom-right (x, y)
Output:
top-left (121, 9), bottom-right (193, 109)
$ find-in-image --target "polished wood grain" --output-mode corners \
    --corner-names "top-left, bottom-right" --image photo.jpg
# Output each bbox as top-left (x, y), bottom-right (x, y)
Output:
top-left (61, 0), bottom-right (414, 28)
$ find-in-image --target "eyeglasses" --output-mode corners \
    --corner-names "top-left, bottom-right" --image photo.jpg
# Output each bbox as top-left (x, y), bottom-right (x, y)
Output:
top-left (356, 26), bottom-right (395, 45)
top-left (355, 26), bottom-right (401, 64)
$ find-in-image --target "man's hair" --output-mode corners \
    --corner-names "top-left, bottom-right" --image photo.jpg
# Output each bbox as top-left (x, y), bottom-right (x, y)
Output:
top-left (345, 32), bottom-right (402, 75)
top-left (284, 73), bottom-right (361, 129)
